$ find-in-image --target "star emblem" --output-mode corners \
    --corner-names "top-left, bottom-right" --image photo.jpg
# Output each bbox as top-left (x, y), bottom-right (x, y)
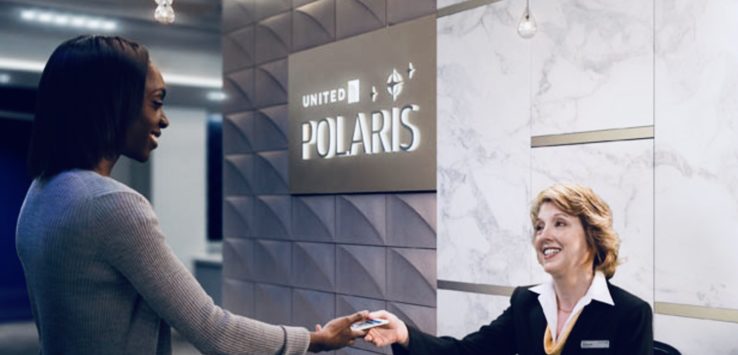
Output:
top-left (386, 69), bottom-right (403, 101)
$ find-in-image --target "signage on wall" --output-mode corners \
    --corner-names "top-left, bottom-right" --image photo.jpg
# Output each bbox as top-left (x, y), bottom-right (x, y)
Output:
top-left (289, 15), bottom-right (436, 194)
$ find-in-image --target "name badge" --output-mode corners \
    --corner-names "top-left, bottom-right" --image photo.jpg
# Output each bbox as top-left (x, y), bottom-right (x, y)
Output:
top-left (581, 340), bottom-right (610, 349)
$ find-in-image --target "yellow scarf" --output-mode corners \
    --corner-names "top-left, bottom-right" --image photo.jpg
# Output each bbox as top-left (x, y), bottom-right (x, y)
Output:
top-left (543, 310), bottom-right (582, 355)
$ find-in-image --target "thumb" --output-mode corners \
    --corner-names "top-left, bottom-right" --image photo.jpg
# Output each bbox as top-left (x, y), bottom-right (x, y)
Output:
top-left (314, 324), bottom-right (322, 331)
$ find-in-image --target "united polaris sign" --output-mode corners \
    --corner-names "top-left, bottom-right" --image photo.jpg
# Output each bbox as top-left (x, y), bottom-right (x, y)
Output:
top-left (289, 16), bottom-right (436, 194)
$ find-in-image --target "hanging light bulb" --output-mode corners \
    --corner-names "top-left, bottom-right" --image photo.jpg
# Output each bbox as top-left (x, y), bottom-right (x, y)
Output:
top-left (154, 0), bottom-right (175, 24)
top-left (517, 0), bottom-right (537, 39)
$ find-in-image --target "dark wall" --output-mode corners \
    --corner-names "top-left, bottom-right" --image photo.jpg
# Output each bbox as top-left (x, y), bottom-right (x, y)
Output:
top-left (220, 1), bottom-right (437, 353)
top-left (0, 113), bottom-right (33, 322)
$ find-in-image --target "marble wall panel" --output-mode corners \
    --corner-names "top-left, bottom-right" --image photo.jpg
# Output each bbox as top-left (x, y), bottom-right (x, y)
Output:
top-left (531, 0), bottom-right (653, 135)
top-left (437, 289), bottom-right (509, 338)
top-left (655, 0), bottom-right (738, 310)
top-left (531, 140), bottom-right (654, 304)
top-left (655, 315), bottom-right (738, 354)
top-left (437, 1), bottom-right (534, 286)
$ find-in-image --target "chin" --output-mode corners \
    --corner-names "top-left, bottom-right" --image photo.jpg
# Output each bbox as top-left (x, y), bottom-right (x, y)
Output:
top-left (125, 151), bottom-right (151, 162)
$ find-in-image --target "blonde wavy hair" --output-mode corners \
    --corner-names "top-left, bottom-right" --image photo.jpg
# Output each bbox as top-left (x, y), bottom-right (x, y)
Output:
top-left (530, 183), bottom-right (620, 279)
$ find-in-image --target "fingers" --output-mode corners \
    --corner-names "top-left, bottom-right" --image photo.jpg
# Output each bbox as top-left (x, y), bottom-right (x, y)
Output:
top-left (368, 309), bottom-right (391, 320)
top-left (345, 310), bottom-right (369, 324)
top-left (350, 328), bottom-right (368, 339)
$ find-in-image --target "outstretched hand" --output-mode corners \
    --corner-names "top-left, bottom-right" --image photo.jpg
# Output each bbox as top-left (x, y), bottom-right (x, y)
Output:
top-left (363, 310), bottom-right (409, 348)
top-left (308, 310), bottom-right (369, 352)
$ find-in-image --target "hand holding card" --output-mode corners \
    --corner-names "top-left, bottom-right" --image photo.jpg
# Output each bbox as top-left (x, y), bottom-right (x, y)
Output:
top-left (351, 318), bottom-right (389, 331)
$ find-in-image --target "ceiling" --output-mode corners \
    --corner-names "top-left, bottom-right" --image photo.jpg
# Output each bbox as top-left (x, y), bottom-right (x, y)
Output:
top-left (0, 0), bottom-right (223, 111)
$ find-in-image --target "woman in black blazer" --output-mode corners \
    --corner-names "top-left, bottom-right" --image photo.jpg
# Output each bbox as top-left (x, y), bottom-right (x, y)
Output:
top-left (364, 184), bottom-right (653, 354)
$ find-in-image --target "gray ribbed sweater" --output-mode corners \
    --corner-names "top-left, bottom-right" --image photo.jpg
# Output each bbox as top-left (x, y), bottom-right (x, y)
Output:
top-left (15, 169), bottom-right (310, 354)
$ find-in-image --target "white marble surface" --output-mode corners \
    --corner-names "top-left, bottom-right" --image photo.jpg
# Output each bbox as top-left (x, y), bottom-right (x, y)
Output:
top-left (531, 140), bottom-right (654, 304)
top-left (531, 0), bottom-right (653, 135)
top-left (437, 1), bottom-right (535, 286)
top-left (655, 315), bottom-right (738, 354)
top-left (437, 290), bottom-right (510, 338)
top-left (655, 0), bottom-right (738, 310)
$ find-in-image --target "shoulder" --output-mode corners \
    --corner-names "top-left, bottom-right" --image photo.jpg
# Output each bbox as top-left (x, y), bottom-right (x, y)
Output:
top-left (607, 283), bottom-right (650, 310)
top-left (607, 283), bottom-right (653, 326)
top-left (49, 170), bottom-right (155, 224)
top-left (46, 169), bottom-right (140, 199)
top-left (510, 285), bottom-right (540, 305)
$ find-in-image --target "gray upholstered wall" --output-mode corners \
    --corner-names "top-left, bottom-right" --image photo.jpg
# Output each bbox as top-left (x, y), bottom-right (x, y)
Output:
top-left (220, 1), bottom-right (437, 353)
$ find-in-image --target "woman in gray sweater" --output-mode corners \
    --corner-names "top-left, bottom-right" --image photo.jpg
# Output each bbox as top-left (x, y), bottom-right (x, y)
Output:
top-left (16, 35), bottom-right (367, 355)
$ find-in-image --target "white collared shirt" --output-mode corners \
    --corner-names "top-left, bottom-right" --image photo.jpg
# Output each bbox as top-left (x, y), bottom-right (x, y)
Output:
top-left (529, 271), bottom-right (614, 341)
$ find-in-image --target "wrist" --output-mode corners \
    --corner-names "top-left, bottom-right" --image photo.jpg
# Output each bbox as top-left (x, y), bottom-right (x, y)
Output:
top-left (398, 322), bottom-right (410, 348)
top-left (308, 331), bottom-right (324, 352)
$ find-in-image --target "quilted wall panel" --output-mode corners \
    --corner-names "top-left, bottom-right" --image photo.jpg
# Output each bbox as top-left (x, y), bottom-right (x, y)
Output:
top-left (291, 242), bottom-right (335, 292)
top-left (292, 195), bottom-right (335, 242)
top-left (336, 0), bottom-right (386, 39)
top-left (336, 195), bottom-right (386, 246)
top-left (293, 0), bottom-right (335, 51)
top-left (222, 111), bottom-right (253, 154)
top-left (223, 196), bottom-right (253, 238)
top-left (252, 105), bottom-right (288, 151)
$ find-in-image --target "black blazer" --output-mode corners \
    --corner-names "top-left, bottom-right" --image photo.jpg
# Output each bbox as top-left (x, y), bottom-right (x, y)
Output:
top-left (393, 283), bottom-right (653, 355)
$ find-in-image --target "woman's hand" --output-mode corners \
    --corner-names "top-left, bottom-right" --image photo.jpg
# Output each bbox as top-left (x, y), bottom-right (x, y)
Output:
top-left (363, 310), bottom-right (410, 348)
top-left (308, 310), bottom-right (369, 352)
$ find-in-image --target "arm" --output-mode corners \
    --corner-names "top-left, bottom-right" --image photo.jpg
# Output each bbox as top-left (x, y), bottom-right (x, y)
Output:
top-left (94, 191), bottom-right (335, 354)
top-left (616, 301), bottom-right (654, 355)
top-left (366, 293), bottom-right (519, 355)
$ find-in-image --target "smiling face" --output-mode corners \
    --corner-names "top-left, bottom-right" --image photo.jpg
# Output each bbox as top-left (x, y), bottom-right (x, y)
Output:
top-left (122, 63), bottom-right (169, 162)
top-left (533, 202), bottom-right (594, 279)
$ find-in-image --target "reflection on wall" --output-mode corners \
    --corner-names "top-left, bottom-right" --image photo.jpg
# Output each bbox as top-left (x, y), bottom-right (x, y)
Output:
top-left (437, 0), bottom-right (738, 351)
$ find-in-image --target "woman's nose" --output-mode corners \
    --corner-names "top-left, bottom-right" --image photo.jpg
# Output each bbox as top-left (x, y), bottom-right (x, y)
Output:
top-left (160, 112), bottom-right (170, 128)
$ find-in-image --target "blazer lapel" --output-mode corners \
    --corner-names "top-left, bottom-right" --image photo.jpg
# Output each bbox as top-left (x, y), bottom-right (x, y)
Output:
top-left (527, 303), bottom-right (547, 355)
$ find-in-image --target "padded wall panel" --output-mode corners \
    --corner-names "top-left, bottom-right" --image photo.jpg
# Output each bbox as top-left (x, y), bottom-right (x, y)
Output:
top-left (222, 238), bottom-right (253, 280)
top-left (222, 279), bottom-right (254, 317)
top-left (293, 0), bottom-right (336, 52)
top-left (254, 59), bottom-right (288, 107)
top-left (292, 195), bottom-right (335, 242)
top-left (388, 302), bottom-right (435, 335)
top-left (386, 0), bottom-right (435, 25)
top-left (386, 194), bottom-right (436, 248)
top-left (336, 195), bottom-right (386, 246)
top-left (386, 248), bottom-right (435, 306)
top-left (253, 105), bottom-right (289, 151)
top-left (223, 68), bottom-right (255, 113)
top-left (254, 196), bottom-right (291, 239)
top-left (336, 0), bottom-right (386, 40)
top-left (252, 239), bottom-right (292, 285)
top-left (223, 154), bottom-right (254, 195)
top-left (255, 13), bottom-right (291, 64)
top-left (223, 26), bottom-right (255, 73)
top-left (223, 196), bottom-right (253, 238)
top-left (254, 283), bottom-right (292, 325)
top-left (254, 0), bottom-right (291, 21)
top-left (291, 289), bottom-right (336, 329)
top-left (223, 0), bottom-right (254, 32)
top-left (223, 111), bottom-right (253, 154)
top-left (292, 242), bottom-right (336, 292)
top-left (253, 151), bottom-right (289, 194)
top-left (337, 245), bottom-right (386, 299)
